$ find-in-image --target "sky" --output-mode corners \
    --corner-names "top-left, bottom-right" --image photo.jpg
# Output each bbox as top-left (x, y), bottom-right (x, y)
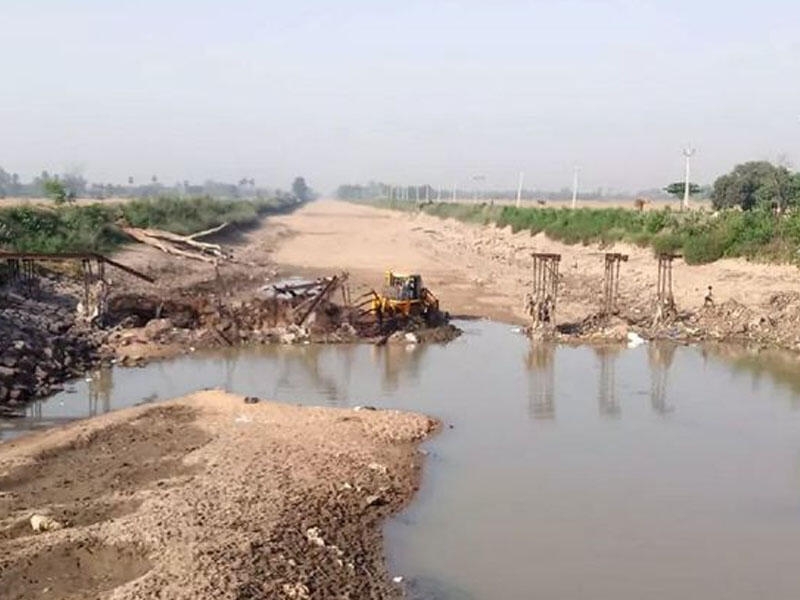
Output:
top-left (1, 0), bottom-right (798, 194)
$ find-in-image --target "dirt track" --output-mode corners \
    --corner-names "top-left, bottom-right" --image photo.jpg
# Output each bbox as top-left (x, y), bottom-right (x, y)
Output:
top-left (269, 200), bottom-right (800, 327)
top-left (0, 391), bottom-right (436, 599)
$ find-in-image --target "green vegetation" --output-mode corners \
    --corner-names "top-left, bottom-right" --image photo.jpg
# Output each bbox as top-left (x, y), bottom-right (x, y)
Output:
top-left (291, 177), bottom-right (314, 203)
top-left (42, 178), bottom-right (73, 204)
top-left (351, 197), bottom-right (800, 265)
top-left (0, 195), bottom-right (300, 254)
top-left (712, 161), bottom-right (800, 211)
top-left (663, 181), bottom-right (702, 201)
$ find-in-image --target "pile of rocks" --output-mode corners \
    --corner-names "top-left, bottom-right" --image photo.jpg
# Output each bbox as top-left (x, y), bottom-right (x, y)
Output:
top-left (0, 294), bottom-right (99, 411)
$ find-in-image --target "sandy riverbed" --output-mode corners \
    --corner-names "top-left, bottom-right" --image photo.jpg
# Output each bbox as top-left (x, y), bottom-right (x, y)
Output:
top-left (0, 391), bottom-right (437, 599)
top-left (268, 199), bottom-right (800, 326)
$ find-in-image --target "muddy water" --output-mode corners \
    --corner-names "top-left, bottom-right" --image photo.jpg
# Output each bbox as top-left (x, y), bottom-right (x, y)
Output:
top-left (4, 321), bottom-right (800, 599)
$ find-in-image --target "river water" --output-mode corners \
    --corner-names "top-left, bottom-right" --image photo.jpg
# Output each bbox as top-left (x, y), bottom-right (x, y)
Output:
top-left (3, 320), bottom-right (800, 599)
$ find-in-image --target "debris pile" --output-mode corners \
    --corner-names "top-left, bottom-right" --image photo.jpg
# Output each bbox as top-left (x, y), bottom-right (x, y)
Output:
top-left (686, 292), bottom-right (800, 349)
top-left (103, 271), bottom-right (460, 356)
top-left (120, 223), bottom-right (233, 263)
top-left (0, 293), bottom-right (99, 412)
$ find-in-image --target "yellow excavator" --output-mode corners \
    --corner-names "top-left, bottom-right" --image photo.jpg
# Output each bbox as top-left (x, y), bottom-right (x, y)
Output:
top-left (370, 271), bottom-right (441, 324)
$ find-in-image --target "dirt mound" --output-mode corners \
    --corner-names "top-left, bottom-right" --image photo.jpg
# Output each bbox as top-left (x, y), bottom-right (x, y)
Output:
top-left (0, 393), bottom-right (437, 599)
top-left (1, 539), bottom-right (151, 600)
top-left (0, 406), bottom-right (210, 545)
top-left (0, 406), bottom-right (209, 512)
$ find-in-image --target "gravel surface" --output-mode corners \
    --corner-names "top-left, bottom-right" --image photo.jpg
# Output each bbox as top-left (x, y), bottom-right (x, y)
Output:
top-left (0, 391), bottom-right (438, 599)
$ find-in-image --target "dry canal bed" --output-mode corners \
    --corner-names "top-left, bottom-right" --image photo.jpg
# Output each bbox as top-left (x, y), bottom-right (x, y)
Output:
top-left (3, 320), bottom-right (800, 599)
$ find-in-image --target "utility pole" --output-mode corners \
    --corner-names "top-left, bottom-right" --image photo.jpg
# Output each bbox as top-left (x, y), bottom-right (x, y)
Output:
top-left (516, 171), bottom-right (524, 208)
top-left (682, 146), bottom-right (696, 211)
top-left (472, 175), bottom-right (485, 203)
top-left (571, 166), bottom-right (580, 210)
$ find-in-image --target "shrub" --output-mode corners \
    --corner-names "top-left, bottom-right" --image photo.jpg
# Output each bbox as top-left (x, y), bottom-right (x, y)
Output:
top-left (0, 195), bottom-right (298, 254)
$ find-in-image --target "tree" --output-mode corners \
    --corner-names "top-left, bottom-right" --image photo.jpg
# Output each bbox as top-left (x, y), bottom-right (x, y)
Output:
top-left (663, 182), bottom-right (702, 201)
top-left (711, 161), bottom-right (800, 211)
top-left (61, 171), bottom-right (87, 199)
top-left (0, 167), bottom-right (10, 198)
top-left (43, 178), bottom-right (69, 204)
top-left (291, 176), bottom-right (312, 202)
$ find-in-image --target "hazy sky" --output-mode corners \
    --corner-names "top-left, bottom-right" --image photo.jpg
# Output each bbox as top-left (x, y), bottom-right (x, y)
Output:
top-left (1, 0), bottom-right (798, 193)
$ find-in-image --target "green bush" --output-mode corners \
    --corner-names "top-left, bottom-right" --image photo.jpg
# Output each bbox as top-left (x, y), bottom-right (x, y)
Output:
top-left (0, 195), bottom-right (298, 254)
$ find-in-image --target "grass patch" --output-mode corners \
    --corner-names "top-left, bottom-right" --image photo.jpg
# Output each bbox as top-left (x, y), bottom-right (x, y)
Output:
top-left (0, 195), bottom-right (300, 254)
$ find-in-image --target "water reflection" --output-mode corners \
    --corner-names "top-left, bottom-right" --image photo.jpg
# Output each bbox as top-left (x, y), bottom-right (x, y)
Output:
top-left (284, 346), bottom-right (348, 406)
top-left (88, 366), bottom-right (113, 415)
top-left (702, 343), bottom-right (800, 403)
top-left (648, 342), bottom-right (676, 414)
top-left (9, 328), bottom-right (800, 442)
top-left (26, 366), bottom-right (115, 423)
top-left (594, 345), bottom-right (623, 418)
top-left (374, 343), bottom-right (427, 393)
top-left (526, 342), bottom-right (555, 420)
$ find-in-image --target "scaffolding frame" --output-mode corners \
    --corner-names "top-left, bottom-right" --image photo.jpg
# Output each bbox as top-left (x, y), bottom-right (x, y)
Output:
top-left (529, 253), bottom-right (561, 328)
top-left (654, 253), bottom-right (679, 324)
top-left (601, 253), bottom-right (628, 317)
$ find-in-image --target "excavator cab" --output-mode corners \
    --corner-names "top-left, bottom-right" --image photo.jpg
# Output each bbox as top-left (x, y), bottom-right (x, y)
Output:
top-left (384, 272), bottom-right (422, 301)
top-left (371, 271), bottom-right (440, 323)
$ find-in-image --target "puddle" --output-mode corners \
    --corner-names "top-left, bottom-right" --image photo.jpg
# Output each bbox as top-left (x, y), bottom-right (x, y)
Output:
top-left (3, 320), bottom-right (800, 598)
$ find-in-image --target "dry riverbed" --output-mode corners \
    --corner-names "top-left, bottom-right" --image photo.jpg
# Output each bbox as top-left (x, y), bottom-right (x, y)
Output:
top-left (0, 390), bottom-right (437, 599)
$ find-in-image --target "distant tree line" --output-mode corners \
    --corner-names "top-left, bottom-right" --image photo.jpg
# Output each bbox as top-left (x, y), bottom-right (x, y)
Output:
top-left (336, 181), bottom-right (676, 202)
top-left (338, 161), bottom-right (800, 212)
top-left (0, 167), bottom-right (316, 204)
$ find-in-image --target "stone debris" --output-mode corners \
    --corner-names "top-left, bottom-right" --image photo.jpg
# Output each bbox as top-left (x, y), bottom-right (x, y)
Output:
top-left (367, 462), bottom-right (388, 475)
top-left (281, 582), bottom-right (310, 599)
top-left (30, 514), bottom-right (63, 533)
top-left (305, 526), bottom-right (326, 547)
top-left (364, 494), bottom-right (388, 508)
top-left (0, 293), bottom-right (99, 409)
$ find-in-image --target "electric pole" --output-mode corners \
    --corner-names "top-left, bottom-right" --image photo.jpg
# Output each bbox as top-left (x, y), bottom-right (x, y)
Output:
top-left (682, 146), bottom-right (696, 211)
top-left (571, 166), bottom-right (580, 210)
top-left (516, 171), bottom-right (524, 208)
